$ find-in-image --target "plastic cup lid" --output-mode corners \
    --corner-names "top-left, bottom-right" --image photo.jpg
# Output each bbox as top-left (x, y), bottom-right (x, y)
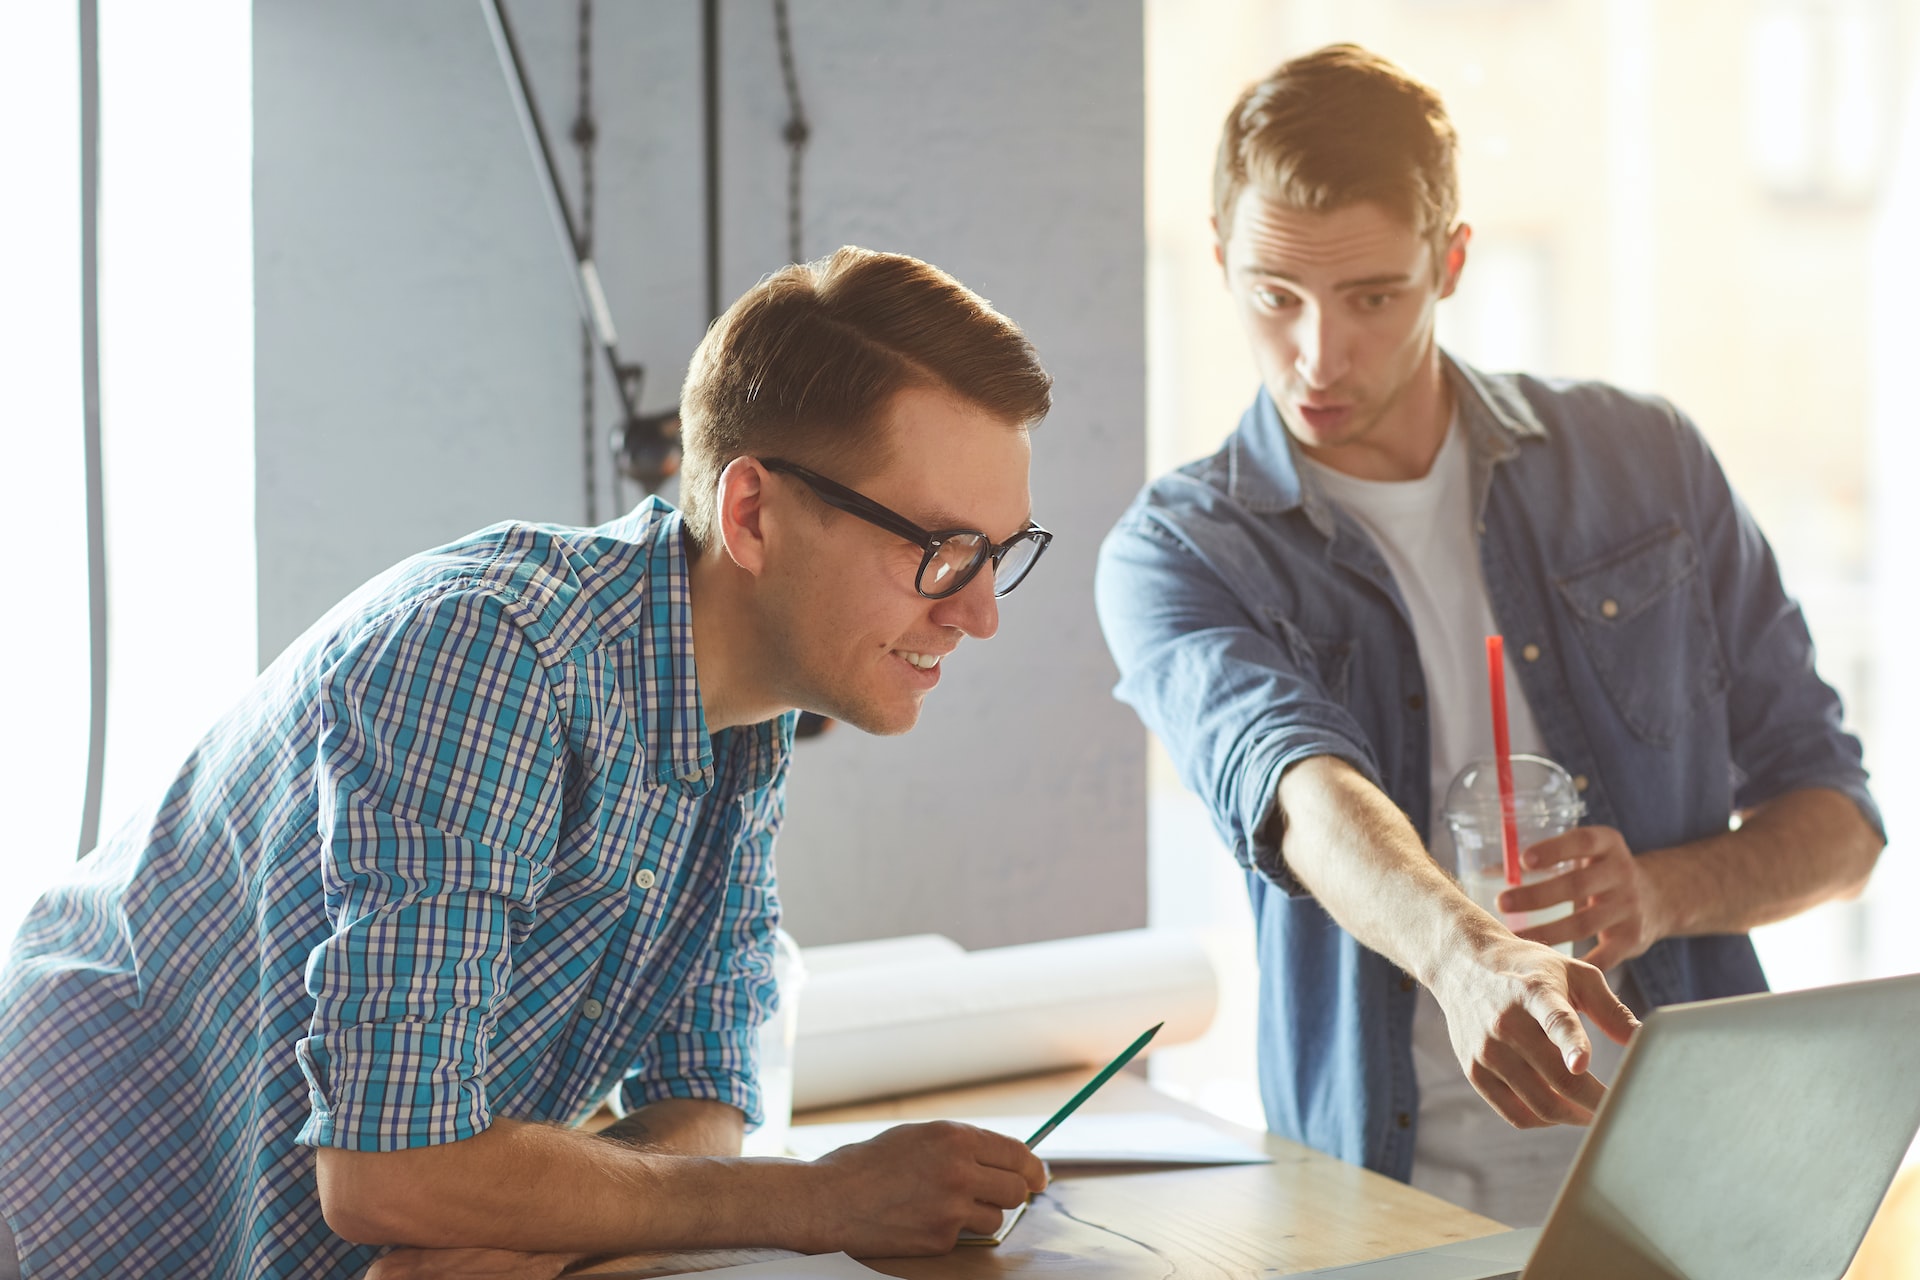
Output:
top-left (1442, 753), bottom-right (1586, 825)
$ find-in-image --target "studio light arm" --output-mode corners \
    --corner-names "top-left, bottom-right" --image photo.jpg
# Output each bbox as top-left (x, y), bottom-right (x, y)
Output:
top-left (480, 0), bottom-right (680, 491)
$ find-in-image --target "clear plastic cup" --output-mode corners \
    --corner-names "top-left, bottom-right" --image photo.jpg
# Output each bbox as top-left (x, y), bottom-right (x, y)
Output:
top-left (1442, 754), bottom-right (1586, 955)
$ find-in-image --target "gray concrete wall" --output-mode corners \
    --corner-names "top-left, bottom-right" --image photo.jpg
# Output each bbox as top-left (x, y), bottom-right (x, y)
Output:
top-left (253, 0), bottom-right (1146, 949)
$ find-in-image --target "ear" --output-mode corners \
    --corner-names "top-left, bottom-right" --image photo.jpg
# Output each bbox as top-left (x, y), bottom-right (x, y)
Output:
top-left (1438, 223), bottom-right (1472, 300)
top-left (1210, 215), bottom-right (1227, 275)
top-left (714, 455), bottom-right (772, 577)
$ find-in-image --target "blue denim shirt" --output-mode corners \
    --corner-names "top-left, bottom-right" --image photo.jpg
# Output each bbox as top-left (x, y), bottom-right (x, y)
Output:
top-left (1094, 354), bottom-right (1882, 1181)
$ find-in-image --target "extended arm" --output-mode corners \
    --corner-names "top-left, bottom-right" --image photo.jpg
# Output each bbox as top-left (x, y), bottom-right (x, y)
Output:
top-left (1277, 755), bottom-right (1639, 1128)
top-left (1094, 508), bottom-right (1637, 1130)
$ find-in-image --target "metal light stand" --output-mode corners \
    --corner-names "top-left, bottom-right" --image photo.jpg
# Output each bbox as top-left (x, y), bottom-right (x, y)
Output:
top-left (480, 0), bottom-right (681, 493)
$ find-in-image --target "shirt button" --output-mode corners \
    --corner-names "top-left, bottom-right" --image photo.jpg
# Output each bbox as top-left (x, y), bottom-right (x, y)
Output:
top-left (581, 998), bottom-right (604, 1020)
top-left (1406, 694), bottom-right (1425, 712)
top-left (1574, 774), bottom-right (1590, 792)
top-left (1522, 643), bottom-right (1541, 662)
top-left (1601, 598), bottom-right (1620, 619)
top-left (633, 868), bottom-right (656, 890)
top-left (1399, 976), bottom-right (1415, 993)
top-left (1397, 1112), bottom-right (1412, 1130)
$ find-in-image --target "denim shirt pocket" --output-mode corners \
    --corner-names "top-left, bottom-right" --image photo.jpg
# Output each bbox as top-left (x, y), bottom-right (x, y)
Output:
top-left (1264, 610), bottom-right (1354, 707)
top-left (1552, 523), bottom-right (1730, 747)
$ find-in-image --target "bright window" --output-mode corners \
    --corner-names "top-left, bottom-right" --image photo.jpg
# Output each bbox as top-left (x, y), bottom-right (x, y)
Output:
top-left (0, 2), bottom-right (255, 942)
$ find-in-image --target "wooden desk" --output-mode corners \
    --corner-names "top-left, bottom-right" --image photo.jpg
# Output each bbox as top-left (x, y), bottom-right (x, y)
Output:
top-left (575, 1069), bottom-right (1506, 1278)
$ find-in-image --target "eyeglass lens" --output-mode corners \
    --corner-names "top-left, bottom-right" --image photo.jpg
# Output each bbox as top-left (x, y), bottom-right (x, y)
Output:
top-left (992, 534), bottom-right (1044, 595)
top-left (919, 535), bottom-right (988, 598)
top-left (915, 531), bottom-right (1045, 599)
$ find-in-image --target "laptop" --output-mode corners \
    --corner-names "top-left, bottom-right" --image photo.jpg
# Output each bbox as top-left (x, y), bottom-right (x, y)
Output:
top-left (1274, 973), bottom-right (1920, 1280)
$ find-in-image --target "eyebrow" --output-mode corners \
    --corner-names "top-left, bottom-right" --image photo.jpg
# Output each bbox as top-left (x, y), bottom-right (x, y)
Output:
top-left (1239, 266), bottom-right (1415, 292)
top-left (920, 507), bottom-right (1036, 540)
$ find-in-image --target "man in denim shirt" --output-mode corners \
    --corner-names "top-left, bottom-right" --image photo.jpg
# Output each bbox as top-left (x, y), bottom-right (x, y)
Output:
top-left (1095, 46), bottom-right (1883, 1223)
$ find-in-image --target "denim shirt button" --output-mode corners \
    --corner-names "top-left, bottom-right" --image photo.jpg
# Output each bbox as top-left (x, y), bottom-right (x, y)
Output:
top-left (1601, 598), bottom-right (1621, 619)
top-left (1406, 694), bottom-right (1424, 712)
top-left (1396, 1112), bottom-right (1412, 1129)
top-left (1399, 976), bottom-right (1415, 993)
top-left (1522, 643), bottom-right (1541, 662)
top-left (1574, 774), bottom-right (1589, 792)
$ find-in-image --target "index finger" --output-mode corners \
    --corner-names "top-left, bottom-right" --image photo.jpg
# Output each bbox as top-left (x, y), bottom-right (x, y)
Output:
top-left (1566, 960), bottom-right (1642, 1047)
top-left (1522, 979), bottom-right (1595, 1075)
top-left (958, 1124), bottom-right (1049, 1191)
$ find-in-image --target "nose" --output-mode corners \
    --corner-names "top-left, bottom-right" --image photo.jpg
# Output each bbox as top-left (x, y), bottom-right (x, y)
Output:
top-left (929, 563), bottom-right (1000, 640)
top-left (1293, 304), bottom-right (1348, 390)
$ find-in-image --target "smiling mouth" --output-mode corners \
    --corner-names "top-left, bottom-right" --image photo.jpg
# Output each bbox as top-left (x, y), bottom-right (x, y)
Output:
top-left (895, 650), bottom-right (945, 670)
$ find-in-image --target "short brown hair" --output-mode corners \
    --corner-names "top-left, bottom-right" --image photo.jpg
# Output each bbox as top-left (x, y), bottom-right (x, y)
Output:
top-left (677, 247), bottom-right (1053, 549)
top-left (1214, 45), bottom-right (1459, 261)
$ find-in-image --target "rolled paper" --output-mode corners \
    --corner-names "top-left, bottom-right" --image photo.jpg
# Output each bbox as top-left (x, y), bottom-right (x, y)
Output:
top-left (790, 928), bottom-right (1217, 1111)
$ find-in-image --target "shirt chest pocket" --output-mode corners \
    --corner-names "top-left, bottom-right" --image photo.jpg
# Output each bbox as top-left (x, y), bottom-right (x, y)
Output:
top-left (1553, 523), bottom-right (1729, 747)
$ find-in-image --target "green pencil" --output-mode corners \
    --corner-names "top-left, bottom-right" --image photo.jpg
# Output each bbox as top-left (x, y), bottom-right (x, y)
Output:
top-left (1025, 1021), bottom-right (1165, 1150)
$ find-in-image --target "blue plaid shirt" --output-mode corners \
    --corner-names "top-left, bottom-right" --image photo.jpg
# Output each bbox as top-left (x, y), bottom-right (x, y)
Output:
top-left (0, 498), bottom-right (791, 1279)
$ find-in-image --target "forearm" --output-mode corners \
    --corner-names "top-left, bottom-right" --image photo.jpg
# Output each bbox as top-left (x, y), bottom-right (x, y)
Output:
top-left (317, 1116), bottom-right (820, 1254)
top-left (1275, 755), bottom-right (1500, 987)
top-left (1641, 786), bottom-right (1882, 937)
top-left (597, 1096), bottom-right (745, 1157)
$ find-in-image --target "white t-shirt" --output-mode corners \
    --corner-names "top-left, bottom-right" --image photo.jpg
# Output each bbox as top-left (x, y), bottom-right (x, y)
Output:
top-left (1303, 419), bottom-right (1629, 1227)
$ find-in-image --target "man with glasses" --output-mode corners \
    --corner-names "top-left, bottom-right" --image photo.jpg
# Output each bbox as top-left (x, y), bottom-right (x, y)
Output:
top-left (0, 247), bottom-right (1053, 1279)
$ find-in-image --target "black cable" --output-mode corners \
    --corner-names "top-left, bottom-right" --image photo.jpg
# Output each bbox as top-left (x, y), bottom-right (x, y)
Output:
top-left (702, 0), bottom-right (721, 323)
top-left (773, 0), bottom-right (809, 264)
top-left (772, 0), bottom-right (829, 743)
top-left (573, 0), bottom-right (598, 523)
top-left (77, 0), bottom-right (109, 859)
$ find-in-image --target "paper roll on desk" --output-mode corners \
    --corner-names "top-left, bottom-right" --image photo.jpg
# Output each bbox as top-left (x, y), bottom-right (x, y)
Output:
top-left (790, 928), bottom-right (1217, 1111)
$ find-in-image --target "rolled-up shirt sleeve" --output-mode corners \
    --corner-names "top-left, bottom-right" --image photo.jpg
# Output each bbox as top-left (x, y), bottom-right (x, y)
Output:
top-left (1096, 496), bottom-right (1381, 896)
top-left (617, 765), bottom-right (785, 1128)
top-left (296, 587), bottom-right (563, 1152)
top-left (1671, 407), bottom-right (1885, 839)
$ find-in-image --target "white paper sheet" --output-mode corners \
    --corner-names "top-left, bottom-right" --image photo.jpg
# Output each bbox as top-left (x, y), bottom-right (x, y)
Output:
top-left (649, 1251), bottom-right (890, 1277)
top-left (958, 1199), bottom-right (1027, 1246)
top-left (792, 928), bottom-right (1217, 1110)
top-left (786, 1111), bottom-right (1271, 1166)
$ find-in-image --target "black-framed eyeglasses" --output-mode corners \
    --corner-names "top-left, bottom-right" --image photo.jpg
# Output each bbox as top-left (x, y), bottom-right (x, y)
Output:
top-left (760, 457), bottom-right (1052, 600)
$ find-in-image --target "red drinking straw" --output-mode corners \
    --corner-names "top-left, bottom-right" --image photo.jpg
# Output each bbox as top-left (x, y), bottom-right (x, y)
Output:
top-left (1485, 635), bottom-right (1522, 887)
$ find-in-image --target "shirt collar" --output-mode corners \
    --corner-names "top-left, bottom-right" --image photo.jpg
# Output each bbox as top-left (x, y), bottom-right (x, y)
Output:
top-left (1226, 349), bottom-right (1550, 533)
top-left (616, 498), bottom-right (794, 792)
